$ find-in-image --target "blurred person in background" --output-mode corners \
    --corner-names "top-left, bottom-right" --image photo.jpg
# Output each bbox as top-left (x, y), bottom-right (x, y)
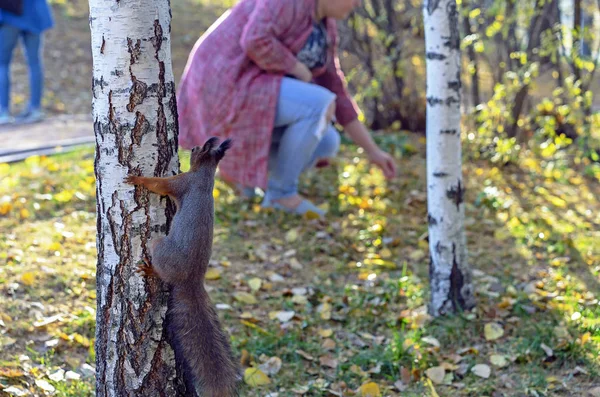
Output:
top-left (177, 0), bottom-right (397, 219)
top-left (0, 0), bottom-right (53, 125)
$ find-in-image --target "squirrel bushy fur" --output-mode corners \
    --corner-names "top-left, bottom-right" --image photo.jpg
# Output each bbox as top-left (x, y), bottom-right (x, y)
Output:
top-left (125, 137), bottom-right (239, 397)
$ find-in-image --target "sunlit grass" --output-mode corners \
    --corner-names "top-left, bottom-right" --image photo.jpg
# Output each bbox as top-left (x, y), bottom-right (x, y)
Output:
top-left (0, 133), bottom-right (599, 396)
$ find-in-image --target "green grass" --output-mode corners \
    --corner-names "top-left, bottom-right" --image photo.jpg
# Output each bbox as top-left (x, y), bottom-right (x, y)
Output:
top-left (1, 134), bottom-right (599, 396)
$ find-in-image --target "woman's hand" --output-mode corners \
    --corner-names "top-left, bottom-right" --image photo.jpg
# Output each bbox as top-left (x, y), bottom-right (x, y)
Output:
top-left (291, 61), bottom-right (312, 83)
top-left (367, 148), bottom-right (397, 180)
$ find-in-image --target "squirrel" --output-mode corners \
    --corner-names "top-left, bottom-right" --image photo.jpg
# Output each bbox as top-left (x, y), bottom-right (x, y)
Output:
top-left (125, 137), bottom-right (239, 397)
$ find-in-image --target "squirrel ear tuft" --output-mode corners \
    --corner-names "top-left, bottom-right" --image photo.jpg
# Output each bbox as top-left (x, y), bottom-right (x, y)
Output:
top-left (214, 139), bottom-right (232, 162)
top-left (202, 137), bottom-right (220, 152)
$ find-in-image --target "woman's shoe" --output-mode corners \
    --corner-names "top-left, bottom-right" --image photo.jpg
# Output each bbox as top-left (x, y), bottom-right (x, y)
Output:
top-left (261, 195), bottom-right (326, 218)
top-left (17, 108), bottom-right (45, 124)
top-left (0, 112), bottom-right (14, 126)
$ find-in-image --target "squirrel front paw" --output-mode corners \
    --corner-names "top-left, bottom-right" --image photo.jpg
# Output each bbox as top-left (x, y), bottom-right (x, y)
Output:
top-left (136, 258), bottom-right (157, 278)
top-left (124, 175), bottom-right (140, 185)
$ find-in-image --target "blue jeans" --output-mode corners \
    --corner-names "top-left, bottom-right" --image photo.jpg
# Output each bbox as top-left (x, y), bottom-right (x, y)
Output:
top-left (0, 24), bottom-right (43, 112)
top-left (265, 77), bottom-right (341, 201)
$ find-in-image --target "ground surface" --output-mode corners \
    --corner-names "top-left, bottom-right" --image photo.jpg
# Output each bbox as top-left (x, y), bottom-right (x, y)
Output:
top-left (0, 133), bottom-right (599, 396)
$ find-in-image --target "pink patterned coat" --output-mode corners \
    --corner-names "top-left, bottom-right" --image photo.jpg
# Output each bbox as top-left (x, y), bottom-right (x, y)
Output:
top-left (176, 0), bottom-right (360, 189)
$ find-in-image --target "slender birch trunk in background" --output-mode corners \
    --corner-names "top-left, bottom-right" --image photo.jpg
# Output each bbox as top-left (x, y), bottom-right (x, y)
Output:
top-left (88, 1), bottom-right (191, 395)
top-left (423, 0), bottom-right (476, 316)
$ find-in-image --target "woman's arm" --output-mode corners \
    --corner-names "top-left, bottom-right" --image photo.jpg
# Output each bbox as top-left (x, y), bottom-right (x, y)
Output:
top-left (344, 119), bottom-right (398, 179)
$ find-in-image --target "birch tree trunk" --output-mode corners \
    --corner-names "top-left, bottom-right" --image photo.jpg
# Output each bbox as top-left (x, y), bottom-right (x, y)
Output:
top-left (423, 0), bottom-right (476, 316)
top-left (89, 1), bottom-right (188, 395)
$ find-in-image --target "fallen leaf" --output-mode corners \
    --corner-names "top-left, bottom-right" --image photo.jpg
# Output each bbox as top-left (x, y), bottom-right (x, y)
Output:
top-left (295, 349), bottom-right (314, 361)
top-left (3, 386), bottom-right (27, 397)
top-left (317, 302), bottom-right (332, 320)
top-left (65, 371), bottom-right (81, 381)
top-left (234, 292), bottom-right (257, 305)
top-left (425, 366), bottom-right (445, 384)
top-left (588, 386), bottom-right (600, 397)
top-left (0, 368), bottom-right (24, 378)
top-left (35, 379), bottom-right (56, 393)
top-left (20, 272), bottom-right (35, 286)
top-left (409, 249), bottom-right (425, 261)
top-left (49, 369), bottom-right (65, 382)
top-left (248, 278), bottom-right (262, 292)
top-left (484, 322), bottom-right (504, 341)
top-left (490, 354), bottom-right (508, 368)
top-left (471, 364), bottom-right (491, 379)
top-left (358, 382), bottom-right (381, 397)
top-left (244, 367), bottom-right (271, 386)
top-left (425, 378), bottom-right (440, 397)
top-left (291, 287), bottom-right (307, 296)
top-left (422, 336), bottom-right (441, 348)
top-left (319, 355), bottom-right (338, 369)
top-left (291, 295), bottom-right (308, 305)
top-left (540, 343), bottom-right (554, 357)
top-left (286, 228), bottom-right (299, 242)
top-left (554, 326), bottom-right (571, 340)
top-left (318, 328), bottom-right (333, 338)
top-left (400, 366), bottom-right (412, 384)
top-left (271, 311), bottom-right (295, 323)
top-left (350, 364), bottom-right (367, 376)
top-left (380, 248), bottom-right (392, 259)
top-left (205, 268), bottom-right (221, 280)
top-left (259, 356), bottom-right (282, 375)
top-left (321, 338), bottom-right (336, 350)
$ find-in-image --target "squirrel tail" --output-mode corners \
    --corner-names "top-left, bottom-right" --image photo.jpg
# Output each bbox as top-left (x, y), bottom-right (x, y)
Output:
top-left (169, 284), bottom-right (240, 397)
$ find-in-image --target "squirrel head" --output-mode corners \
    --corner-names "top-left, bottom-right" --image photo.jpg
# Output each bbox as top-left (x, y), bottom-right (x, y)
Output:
top-left (190, 137), bottom-right (232, 173)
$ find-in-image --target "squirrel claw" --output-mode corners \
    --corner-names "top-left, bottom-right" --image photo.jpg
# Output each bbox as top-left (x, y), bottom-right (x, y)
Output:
top-left (136, 259), bottom-right (156, 278)
top-left (124, 175), bottom-right (138, 185)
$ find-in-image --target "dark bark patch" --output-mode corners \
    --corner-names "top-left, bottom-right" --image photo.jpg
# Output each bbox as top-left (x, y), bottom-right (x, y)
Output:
top-left (446, 179), bottom-right (465, 210)
top-left (127, 76), bottom-right (148, 112)
top-left (433, 171), bottom-right (449, 177)
top-left (127, 38), bottom-right (142, 65)
top-left (440, 129), bottom-right (457, 135)
top-left (152, 20), bottom-right (164, 54)
top-left (426, 52), bottom-right (447, 60)
top-left (447, 80), bottom-right (461, 93)
top-left (132, 112), bottom-right (150, 145)
top-left (442, 2), bottom-right (461, 49)
top-left (100, 36), bottom-right (106, 54)
top-left (428, 213), bottom-right (438, 226)
top-left (435, 241), bottom-right (447, 255)
top-left (426, 0), bottom-right (442, 15)
top-left (427, 96), bottom-right (444, 106)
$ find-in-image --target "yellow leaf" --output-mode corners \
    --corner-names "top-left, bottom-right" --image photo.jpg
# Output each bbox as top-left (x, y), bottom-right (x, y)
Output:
top-left (409, 249), bottom-right (425, 261)
top-left (243, 367), bottom-right (271, 387)
top-left (380, 248), bottom-right (392, 259)
top-left (205, 268), bottom-right (221, 280)
top-left (358, 382), bottom-right (381, 397)
top-left (484, 322), bottom-right (504, 341)
top-left (490, 354), bottom-right (508, 368)
top-left (285, 228), bottom-right (299, 242)
top-left (426, 366), bottom-right (445, 384)
top-left (248, 278), bottom-right (262, 292)
top-left (234, 292), bottom-right (257, 305)
top-left (426, 378), bottom-right (441, 397)
top-left (21, 272), bottom-right (35, 286)
top-left (318, 302), bottom-right (332, 320)
top-left (0, 201), bottom-right (12, 215)
top-left (212, 188), bottom-right (220, 198)
top-left (20, 208), bottom-right (30, 219)
top-left (318, 328), bottom-right (333, 338)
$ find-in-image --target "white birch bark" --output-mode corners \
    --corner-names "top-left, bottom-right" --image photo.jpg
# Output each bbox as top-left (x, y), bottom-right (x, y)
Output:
top-left (423, 0), bottom-right (475, 316)
top-left (89, 1), bottom-right (189, 395)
